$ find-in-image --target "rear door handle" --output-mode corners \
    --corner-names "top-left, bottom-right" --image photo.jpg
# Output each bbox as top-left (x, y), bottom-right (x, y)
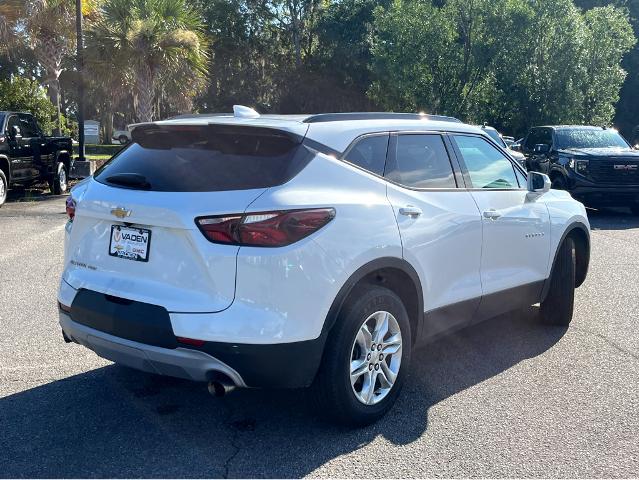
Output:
top-left (483, 209), bottom-right (502, 220)
top-left (399, 206), bottom-right (422, 218)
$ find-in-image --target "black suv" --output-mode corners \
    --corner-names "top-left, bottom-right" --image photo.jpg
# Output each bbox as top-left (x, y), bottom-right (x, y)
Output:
top-left (520, 125), bottom-right (639, 214)
top-left (0, 111), bottom-right (74, 206)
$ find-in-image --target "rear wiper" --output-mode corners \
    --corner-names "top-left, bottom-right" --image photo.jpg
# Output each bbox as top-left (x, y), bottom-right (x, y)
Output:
top-left (105, 173), bottom-right (152, 190)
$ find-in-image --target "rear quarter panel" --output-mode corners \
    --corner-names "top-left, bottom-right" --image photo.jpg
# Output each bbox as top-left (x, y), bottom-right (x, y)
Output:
top-left (232, 153), bottom-right (403, 342)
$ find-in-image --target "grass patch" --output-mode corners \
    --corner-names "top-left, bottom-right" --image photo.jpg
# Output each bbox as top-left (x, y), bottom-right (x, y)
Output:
top-left (73, 144), bottom-right (124, 156)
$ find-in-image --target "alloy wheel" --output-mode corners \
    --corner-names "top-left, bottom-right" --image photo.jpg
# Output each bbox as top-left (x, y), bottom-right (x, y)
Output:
top-left (59, 167), bottom-right (67, 192)
top-left (349, 310), bottom-right (402, 405)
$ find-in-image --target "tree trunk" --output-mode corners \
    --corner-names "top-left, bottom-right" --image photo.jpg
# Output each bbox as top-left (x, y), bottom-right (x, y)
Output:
top-left (38, 34), bottom-right (64, 135)
top-left (136, 64), bottom-right (155, 122)
top-left (103, 109), bottom-right (114, 145)
top-left (48, 78), bottom-right (62, 135)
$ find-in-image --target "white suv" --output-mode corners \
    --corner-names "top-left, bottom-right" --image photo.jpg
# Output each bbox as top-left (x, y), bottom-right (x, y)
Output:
top-left (58, 108), bottom-right (590, 425)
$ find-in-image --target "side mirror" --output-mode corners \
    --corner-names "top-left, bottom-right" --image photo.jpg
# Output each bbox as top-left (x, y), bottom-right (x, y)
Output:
top-left (527, 171), bottom-right (551, 195)
top-left (533, 143), bottom-right (550, 154)
top-left (10, 125), bottom-right (21, 139)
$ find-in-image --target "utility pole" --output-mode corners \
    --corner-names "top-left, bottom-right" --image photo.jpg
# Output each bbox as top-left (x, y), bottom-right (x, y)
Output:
top-left (75, 0), bottom-right (86, 161)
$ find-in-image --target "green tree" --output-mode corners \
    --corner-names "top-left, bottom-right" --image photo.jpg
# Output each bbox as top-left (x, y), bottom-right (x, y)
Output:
top-left (0, 76), bottom-right (56, 133)
top-left (369, 0), bottom-right (635, 136)
top-left (580, 5), bottom-right (636, 124)
top-left (89, 0), bottom-right (209, 122)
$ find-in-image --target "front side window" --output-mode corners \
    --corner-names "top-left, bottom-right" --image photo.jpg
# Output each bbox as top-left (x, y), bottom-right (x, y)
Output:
top-left (18, 115), bottom-right (36, 137)
top-left (343, 134), bottom-right (389, 176)
top-left (453, 135), bottom-right (519, 189)
top-left (7, 116), bottom-right (20, 136)
top-left (524, 128), bottom-right (552, 152)
top-left (385, 134), bottom-right (456, 189)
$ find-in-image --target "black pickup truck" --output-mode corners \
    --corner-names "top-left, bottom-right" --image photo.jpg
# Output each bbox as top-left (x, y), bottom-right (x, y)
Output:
top-left (518, 125), bottom-right (639, 214)
top-left (0, 111), bottom-right (73, 206)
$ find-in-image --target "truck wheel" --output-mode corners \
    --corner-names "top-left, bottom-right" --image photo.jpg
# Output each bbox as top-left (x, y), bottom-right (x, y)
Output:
top-left (312, 285), bottom-right (411, 426)
top-left (50, 162), bottom-right (68, 195)
top-left (540, 237), bottom-right (576, 326)
top-left (0, 170), bottom-right (7, 207)
top-left (119, 135), bottom-right (129, 145)
top-left (551, 176), bottom-right (566, 190)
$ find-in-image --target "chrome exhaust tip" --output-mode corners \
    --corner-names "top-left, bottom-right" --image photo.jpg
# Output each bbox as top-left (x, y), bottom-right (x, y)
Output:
top-left (208, 376), bottom-right (236, 397)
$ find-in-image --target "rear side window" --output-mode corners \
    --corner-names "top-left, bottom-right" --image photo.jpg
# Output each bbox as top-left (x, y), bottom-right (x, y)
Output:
top-left (343, 134), bottom-right (388, 176)
top-left (453, 135), bottom-right (519, 189)
top-left (94, 124), bottom-right (312, 192)
top-left (385, 134), bottom-right (456, 189)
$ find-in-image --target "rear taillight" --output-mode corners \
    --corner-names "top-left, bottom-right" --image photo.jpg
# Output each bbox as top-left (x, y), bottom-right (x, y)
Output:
top-left (176, 336), bottom-right (206, 347)
top-left (196, 208), bottom-right (335, 247)
top-left (66, 196), bottom-right (76, 221)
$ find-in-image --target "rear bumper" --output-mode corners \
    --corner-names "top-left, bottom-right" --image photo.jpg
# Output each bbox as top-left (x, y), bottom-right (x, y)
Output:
top-left (59, 311), bottom-right (247, 386)
top-left (58, 291), bottom-right (327, 389)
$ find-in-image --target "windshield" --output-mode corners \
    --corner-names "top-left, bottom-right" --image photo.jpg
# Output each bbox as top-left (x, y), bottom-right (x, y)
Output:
top-left (483, 128), bottom-right (507, 149)
top-left (556, 129), bottom-right (629, 150)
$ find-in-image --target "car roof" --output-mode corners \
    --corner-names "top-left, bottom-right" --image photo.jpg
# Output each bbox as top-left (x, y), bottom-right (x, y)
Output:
top-left (534, 125), bottom-right (607, 131)
top-left (151, 112), bottom-right (484, 153)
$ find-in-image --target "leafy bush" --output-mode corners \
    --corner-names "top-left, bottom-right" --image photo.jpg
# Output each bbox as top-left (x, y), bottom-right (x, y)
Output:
top-left (0, 77), bottom-right (56, 133)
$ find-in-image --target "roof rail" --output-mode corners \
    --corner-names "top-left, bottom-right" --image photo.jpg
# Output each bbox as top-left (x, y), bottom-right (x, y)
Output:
top-left (302, 112), bottom-right (462, 124)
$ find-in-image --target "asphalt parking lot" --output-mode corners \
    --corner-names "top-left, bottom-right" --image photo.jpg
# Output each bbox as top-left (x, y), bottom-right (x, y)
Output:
top-left (1, 193), bottom-right (638, 478)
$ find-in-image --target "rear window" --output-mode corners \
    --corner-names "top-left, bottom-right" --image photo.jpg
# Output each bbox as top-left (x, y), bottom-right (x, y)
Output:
top-left (94, 124), bottom-right (312, 192)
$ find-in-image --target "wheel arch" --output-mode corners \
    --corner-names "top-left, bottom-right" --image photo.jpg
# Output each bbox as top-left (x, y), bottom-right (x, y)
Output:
top-left (541, 221), bottom-right (590, 302)
top-left (0, 155), bottom-right (10, 184)
top-left (322, 257), bottom-right (424, 346)
top-left (548, 167), bottom-right (567, 184)
top-left (55, 150), bottom-right (72, 170)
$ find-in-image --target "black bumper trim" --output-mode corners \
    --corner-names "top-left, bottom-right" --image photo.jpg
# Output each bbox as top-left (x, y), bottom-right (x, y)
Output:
top-left (67, 288), bottom-right (326, 389)
top-left (194, 332), bottom-right (328, 389)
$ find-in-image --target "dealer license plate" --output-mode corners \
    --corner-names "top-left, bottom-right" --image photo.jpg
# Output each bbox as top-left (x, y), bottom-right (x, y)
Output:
top-left (109, 225), bottom-right (151, 262)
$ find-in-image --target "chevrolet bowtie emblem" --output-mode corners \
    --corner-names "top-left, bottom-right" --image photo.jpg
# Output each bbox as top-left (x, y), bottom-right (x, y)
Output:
top-left (111, 207), bottom-right (131, 219)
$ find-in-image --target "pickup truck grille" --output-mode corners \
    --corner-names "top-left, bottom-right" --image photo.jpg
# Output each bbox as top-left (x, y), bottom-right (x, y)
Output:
top-left (589, 159), bottom-right (639, 185)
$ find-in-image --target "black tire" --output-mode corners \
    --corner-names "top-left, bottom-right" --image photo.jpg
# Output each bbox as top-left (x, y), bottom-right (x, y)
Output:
top-left (312, 285), bottom-right (412, 426)
top-left (118, 135), bottom-right (129, 145)
top-left (540, 237), bottom-right (576, 326)
top-left (50, 162), bottom-right (68, 195)
top-left (551, 176), bottom-right (566, 190)
top-left (0, 169), bottom-right (7, 207)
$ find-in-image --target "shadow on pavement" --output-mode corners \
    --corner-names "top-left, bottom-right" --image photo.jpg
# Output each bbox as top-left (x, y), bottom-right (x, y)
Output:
top-left (0, 306), bottom-right (566, 478)
top-left (587, 207), bottom-right (639, 231)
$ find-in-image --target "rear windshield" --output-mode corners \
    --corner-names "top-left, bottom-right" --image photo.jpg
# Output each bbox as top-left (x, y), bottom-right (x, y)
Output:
top-left (94, 124), bottom-right (312, 192)
top-left (556, 129), bottom-right (629, 150)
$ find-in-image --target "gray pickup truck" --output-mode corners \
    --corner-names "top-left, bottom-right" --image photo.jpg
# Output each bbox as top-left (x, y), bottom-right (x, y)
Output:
top-left (0, 111), bottom-right (73, 206)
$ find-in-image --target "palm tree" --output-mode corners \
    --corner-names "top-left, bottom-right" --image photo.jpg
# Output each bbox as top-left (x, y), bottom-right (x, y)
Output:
top-left (89, 0), bottom-right (209, 122)
top-left (22, 0), bottom-right (76, 134)
top-left (0, 0), bottom-right (23, 56)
